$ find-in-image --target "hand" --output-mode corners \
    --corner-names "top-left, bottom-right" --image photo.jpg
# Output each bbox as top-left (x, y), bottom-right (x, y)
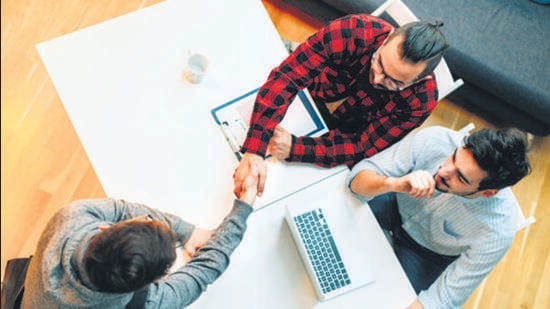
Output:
top-left (238, 159), bottom-right (260, 205)
top-left (268, 125), bottom-right (292, 160)
top-left (183, 227), bottom-right (213, 256)
top-left (390, 170), bottom-right (435, 199)
top-left (233, 153), bottom-right (266, 198)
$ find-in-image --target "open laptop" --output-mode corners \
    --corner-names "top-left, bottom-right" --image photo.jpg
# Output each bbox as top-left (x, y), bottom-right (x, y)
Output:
top-left (285, 190), bottom-right (375, 301)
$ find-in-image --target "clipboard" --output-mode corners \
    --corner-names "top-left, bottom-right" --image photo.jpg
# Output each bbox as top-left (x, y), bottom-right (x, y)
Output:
top-left (211, 88), bottom-right (327, 161)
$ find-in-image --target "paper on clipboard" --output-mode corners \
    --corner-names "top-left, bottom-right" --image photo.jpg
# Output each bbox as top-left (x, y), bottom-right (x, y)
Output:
top-left (211, 88), bottom-right (328, 161)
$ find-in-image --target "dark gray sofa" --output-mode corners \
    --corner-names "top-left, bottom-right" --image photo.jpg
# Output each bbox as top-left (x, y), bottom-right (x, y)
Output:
top-left (282, 0), bottom-right (550, 136)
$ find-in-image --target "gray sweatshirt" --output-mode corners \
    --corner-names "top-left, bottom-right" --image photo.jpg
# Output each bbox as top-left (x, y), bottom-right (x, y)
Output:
top-left (21, 198), bottom-right (253, 309)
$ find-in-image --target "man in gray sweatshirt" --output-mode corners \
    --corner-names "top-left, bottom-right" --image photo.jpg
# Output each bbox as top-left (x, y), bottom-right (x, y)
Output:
top-left (22, 161), bottom-right (260, 308)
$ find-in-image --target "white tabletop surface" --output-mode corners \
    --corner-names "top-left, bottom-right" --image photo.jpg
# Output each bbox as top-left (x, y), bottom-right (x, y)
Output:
top-left (192, 169), bottom-right (416, 308)
top-left (36, 0), bottom-right (343, 226)
top-left (36, 0), bottom-right (416, 307)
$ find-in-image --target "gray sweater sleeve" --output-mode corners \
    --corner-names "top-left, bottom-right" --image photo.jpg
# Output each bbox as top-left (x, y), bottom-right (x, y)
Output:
top-left (145, 199), bottom-right (254, 308)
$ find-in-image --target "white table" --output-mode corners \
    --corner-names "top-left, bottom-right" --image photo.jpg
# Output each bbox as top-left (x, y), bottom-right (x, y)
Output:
top-left (37, 0), bottom-right (339, 226)
top-left (193, 169), bottom-right (416, 308)
top-left (36, 0), bottom-right (416, 307)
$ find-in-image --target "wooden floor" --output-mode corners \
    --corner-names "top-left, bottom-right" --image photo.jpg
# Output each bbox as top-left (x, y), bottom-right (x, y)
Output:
top-left (1, 0), bottom-right (548, 307)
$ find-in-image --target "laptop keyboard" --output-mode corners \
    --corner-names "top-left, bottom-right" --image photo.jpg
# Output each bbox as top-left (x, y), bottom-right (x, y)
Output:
top-left (294, 208), bottom-right (351, 294)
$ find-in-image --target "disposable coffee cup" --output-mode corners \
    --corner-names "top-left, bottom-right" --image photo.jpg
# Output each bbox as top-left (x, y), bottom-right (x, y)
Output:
top-left (182, 53), bottom-right (209, 84)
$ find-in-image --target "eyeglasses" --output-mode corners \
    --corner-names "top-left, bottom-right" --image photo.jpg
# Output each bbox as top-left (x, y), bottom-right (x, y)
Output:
top-left (370, 48), bottom-right (412, 91)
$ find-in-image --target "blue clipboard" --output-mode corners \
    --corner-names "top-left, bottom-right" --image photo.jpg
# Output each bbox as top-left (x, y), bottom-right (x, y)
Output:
top-left (211, 88), bottom-right (327, 161)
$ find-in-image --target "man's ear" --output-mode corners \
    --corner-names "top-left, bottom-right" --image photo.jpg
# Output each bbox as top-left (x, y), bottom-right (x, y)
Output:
top-left (383, 28), bottom-right (395, 45)
top-left (98, 225), bottom-right (110, 231)
top-left (480, 189), bottom-right (499, 198)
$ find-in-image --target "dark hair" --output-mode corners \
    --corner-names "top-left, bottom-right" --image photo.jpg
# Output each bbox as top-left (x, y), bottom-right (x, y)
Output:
top-left (464, 128), bottom-right (531, 190)
top-left (84, 220), bottom-right (177, 293)
top-left (389, 19), bottom-right (448, 79)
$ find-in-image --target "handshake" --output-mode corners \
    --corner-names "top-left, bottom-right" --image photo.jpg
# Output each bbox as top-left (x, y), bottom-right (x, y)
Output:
top-left (232, 153), bottom-right (268, 206)
top-left (232, 125), bottom-right (292, 206)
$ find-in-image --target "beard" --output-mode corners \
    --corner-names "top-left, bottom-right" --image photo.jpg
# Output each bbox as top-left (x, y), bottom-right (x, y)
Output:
top-left (433, 172), bottom-right (480, 197)
top-left (433, 172), bottom-right (448, 193)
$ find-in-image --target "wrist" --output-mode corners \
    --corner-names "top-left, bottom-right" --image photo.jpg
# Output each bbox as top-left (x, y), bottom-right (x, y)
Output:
top-left (234, 199), bottom-right (255, 214)
top-left (243, 152), bottom-right (264, 162)
top-left (383, 176), bottom-right (395, 191)
top-left (239, 189), bottom-right (256, 205)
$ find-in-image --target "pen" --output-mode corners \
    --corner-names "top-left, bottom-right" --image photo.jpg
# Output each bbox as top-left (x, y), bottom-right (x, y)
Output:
top-left (220, 121), bottom-right (242, 161)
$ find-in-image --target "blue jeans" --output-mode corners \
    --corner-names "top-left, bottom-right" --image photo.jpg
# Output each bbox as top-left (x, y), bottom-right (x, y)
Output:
top-left (368, 193), bottom-right (458, 294)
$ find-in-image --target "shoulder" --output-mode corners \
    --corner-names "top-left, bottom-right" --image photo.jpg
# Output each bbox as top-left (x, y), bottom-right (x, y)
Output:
top-left (472, 188), bottom-right (522, 242)
top-left (62, 198), bottom-right (118, 214)
top-left (402, 75), bottom-right (438, 111)
top-left (402, 126), bottom-right (462, 166)
top-left (339, 14), bottom-right (392, 28)
top-left (410, 126), bottom-right (463, 149)
top-left (326, 14), bottom-right (393, 37)
top-left (43, 199), bottom-right (116, 236)
top-left (414, 125), bottom-right (461, 138)
top-left (489, 188), bottom-right (525, 233)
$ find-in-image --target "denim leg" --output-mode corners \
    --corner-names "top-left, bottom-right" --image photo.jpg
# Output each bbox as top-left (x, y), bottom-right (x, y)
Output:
top-left (393, 229), bottom-right (458, 293)
top-left (369, 193), bottom-right (458, 293)
top-left (391, 225), bottom-right (458, 294)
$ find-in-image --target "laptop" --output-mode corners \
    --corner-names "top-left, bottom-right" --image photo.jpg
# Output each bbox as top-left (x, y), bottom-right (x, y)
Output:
top-left (285, 194), bottom-right (375, 302)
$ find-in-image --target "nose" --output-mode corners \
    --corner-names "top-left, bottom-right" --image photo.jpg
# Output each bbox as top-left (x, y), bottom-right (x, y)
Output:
top-left (372, 71), bottom-right (385, 85)
top-left (439, 163), bottom-right (457, 179)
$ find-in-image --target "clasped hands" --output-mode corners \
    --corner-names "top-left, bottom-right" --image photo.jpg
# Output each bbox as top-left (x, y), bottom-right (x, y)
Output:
top-left (232, 125), bottom-right (292, 200)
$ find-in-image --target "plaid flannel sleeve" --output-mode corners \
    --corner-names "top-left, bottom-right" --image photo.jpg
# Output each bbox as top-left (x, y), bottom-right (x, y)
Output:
top-left (287, 79), bottom-right (438, 167)
top-left (241, 15), bottom-right (385, 157)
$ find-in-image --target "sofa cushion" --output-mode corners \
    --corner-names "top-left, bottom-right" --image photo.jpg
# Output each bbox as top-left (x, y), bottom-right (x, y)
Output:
top-left (283, 0), bottom-right (550, 135)
top-left (401, 0), bottom-right (550, 131)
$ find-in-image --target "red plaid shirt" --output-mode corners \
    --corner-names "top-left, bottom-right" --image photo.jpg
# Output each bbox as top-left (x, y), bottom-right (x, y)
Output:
top-left (241, 14), bottom-right (438, 167)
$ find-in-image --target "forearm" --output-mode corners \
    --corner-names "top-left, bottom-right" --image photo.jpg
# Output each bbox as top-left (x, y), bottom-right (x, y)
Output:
top-left (288, 112), bottom-right (427, 168)
top-left (151, 200), bottom-right (253, 307)
top-left (186, 199), bottom-right (252, 268)
top-left (242, 29), bottom-right (329, 156)
top-left (241, 67), bottom-right (303, 156)
top-left (288, 132), bottom-right (366, 168)
top-left (287, 135), bottom-right (342, 167)
top-left (349, 169), bottom-right (396, 197)
top-left (204, 199), bottom-right (253, 254)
